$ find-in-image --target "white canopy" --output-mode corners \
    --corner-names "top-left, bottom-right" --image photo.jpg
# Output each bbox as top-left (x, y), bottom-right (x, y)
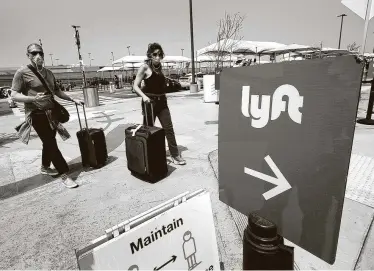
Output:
top-left (197, 39), bottom-right (286, 56)
top-left (262, 44), bottom-right (320, 55)
top-left (97, 66), bottom-right (123, 72)
top-left (196, 55), bottom-right (239, 62)
top-left (113, 55), bottom-right (191, 65)
top-left (232, 40), bottom-right (286, 55)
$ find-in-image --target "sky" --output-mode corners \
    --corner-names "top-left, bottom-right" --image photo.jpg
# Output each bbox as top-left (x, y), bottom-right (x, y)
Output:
top-left (1, 0), bottom-right (374, 67)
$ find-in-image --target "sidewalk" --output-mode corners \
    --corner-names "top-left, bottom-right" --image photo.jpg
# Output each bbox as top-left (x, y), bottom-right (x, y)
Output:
top-left (0, 87), bottom-right (373, 270)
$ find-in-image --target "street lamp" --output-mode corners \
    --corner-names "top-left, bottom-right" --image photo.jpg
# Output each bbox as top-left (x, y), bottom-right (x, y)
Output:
top-left (55, 58), bottom-right (59, 66)
top-left (72, 25), bottom-right (87, 87)
top-left (337, 14), bottom-right (347, 49)
top-left (127, 46), bottom-right (131, 55)
top-left (88, 53), bottom-right (93, 66)
top-left (181, 48), bottom-right (184, 56)
top-left (188, 0), bottom-right (196, 86)
top-left (49, 53), bottom-right (54, 66)
top-left (111, 52), bottom-right (115, 78)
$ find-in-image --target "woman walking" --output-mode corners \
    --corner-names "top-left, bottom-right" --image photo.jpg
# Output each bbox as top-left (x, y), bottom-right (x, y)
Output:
top-left (132, 42), bottom-right (186, 165)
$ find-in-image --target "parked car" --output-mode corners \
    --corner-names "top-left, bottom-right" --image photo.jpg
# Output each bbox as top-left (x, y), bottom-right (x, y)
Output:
top-left (179, 76), bottom-right (190, 89)
top-left (165, 77), bottom-right (182, 93)
top-left (179, 72), bottom-right (205, 90)
top-left (0, 86), bottom-right (11, 99)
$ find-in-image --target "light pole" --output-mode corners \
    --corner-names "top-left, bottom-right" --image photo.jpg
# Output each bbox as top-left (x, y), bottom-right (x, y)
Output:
top-left (55, 58), bottom-right (59, 66)
top-left (181, 48), bottom-right (184, 56)
top-left (188, 0), bottom-right (196, 86)
top-left (49, 53), bottom-right (54, 66)
top-left (111, 52), bottom-right (115, 78)
top-left (127, 46), bottom-right (131, 55)
top-left (337, 14), bottom-right (347, 49)
top-left (72, 25), bottom-right (87, 87)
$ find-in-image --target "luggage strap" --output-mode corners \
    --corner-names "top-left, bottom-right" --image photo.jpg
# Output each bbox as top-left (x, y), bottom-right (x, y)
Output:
top-left (131, 124), bottom-right (142, 136)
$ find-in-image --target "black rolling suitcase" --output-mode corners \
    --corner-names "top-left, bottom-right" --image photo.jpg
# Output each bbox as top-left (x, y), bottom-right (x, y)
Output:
top-left (76, 104), bottom-right (108, 168)
top-left (125, 103), bottom-right (168, 182)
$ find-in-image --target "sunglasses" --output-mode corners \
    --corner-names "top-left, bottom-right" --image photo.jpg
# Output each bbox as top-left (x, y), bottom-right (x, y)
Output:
top-left (152, 52), bottom-right (162, 58)
top-left (29, 51), bottom-right (44, 57)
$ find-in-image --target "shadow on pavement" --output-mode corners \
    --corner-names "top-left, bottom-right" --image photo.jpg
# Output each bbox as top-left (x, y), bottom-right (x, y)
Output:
top-left (0, 133), bottom-right (38, 148)
top-left (0, 124), bottom-right (131, 201)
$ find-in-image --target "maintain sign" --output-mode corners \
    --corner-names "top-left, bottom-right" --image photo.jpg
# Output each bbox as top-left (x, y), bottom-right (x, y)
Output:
top-left (76, 190), bottom-right (220, 270)
top-left (218, 56), bottom-right (363, 264)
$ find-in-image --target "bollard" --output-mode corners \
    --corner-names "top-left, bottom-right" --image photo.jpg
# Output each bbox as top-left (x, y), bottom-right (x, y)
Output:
top-left (83, 87), bottom-right (100, 107)
top-left (243, 213), bottom-right (294, 270)
top-left (190, 83), bottom-right (198, 93)
top-left (357, 78), bottom-right (374, 125)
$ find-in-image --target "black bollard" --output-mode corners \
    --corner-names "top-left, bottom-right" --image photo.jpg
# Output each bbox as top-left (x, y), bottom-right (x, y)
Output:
top-left (357, 78), bottom-right (374, 125)
top-left (243, 213), bottom-right (294, 270)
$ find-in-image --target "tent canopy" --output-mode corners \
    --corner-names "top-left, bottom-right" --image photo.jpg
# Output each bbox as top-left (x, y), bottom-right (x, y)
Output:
top-left (113, 55), bottom-right (191, 65)
top-left (196, 55), bottom-right (239, 62)
top-left (197, 39), bottom-right (286, 56)
top-left (97, 66), bottom-right (123, 72)
top-left (262, 44), bottom-right (320, 55)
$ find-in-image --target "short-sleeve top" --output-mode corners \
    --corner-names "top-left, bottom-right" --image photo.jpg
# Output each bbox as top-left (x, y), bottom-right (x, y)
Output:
top-left (11, 66), bottom-right (56, 114)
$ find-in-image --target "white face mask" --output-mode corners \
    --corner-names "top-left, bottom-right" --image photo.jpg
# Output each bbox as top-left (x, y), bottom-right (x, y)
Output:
top-left (28, 48), bottom-right (44, 67)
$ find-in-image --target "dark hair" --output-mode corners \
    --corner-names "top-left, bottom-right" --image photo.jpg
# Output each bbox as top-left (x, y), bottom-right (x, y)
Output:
top-left (145, 43), bottom-right (164, 72)
top-left (146, 43), bottom-right (164, 59)
top-left (27, 43), bottom-right (43, 53)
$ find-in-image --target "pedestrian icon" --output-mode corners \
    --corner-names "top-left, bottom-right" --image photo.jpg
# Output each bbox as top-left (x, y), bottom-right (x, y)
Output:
top-left (182, 231), bottom-right (201, 270)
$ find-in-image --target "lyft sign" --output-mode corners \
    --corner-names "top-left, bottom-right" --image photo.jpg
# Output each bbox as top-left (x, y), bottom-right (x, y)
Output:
top-left (241, 84), bottom-right (304, 128)
top-left (218, 56), bottom-right (363, 264)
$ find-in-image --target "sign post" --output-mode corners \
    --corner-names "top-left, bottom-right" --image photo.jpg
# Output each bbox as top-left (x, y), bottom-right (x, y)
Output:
top-left (342, 0), bottom-right (374, 125)
top-left (75, 189), bottom-right (220, 270)
top-left (218, 56), bottom-right (363, 264)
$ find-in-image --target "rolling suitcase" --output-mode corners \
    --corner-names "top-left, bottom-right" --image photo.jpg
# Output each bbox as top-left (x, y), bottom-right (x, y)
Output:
top-left (125, 102), bottom-right (168, 182)
top-left (76, 104), bottom-right (108, 168)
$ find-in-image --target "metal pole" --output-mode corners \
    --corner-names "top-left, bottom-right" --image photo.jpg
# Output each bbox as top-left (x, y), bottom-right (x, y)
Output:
top-left (111, 52), bottom-right (115, 78)
top-left (49, 54), bottom-right (54, 66)
top-left (361, 0), bottom-right (372, 55)
top-left (189, 0), bottom-right (196, 85)
top-left (337, 14), bottom-right (347, 49)
top-left (181, 48), bottom-right (184, 56)
top-left (72, 25), bottom-right (87, 88)
top-left (127, 46), bottom-right (131, 55)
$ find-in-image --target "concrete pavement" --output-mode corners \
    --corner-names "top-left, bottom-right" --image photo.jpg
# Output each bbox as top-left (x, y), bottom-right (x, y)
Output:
top-left (0, 86), bottom-right (373, 270)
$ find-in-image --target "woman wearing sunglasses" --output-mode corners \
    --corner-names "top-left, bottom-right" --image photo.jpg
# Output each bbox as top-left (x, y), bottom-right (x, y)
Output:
top-left (133, 43), bottom-right (186, 165)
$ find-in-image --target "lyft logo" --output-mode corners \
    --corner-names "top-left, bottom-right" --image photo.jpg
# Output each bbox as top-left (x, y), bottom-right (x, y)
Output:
top-left (241, 84), bottom-right (304, 128)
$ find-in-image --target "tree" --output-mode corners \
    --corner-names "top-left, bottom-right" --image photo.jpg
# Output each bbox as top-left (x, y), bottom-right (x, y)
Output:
top-left (206, 12), bottom-right (246, 69)
top-left (347, 42), bottom-right (360, 52)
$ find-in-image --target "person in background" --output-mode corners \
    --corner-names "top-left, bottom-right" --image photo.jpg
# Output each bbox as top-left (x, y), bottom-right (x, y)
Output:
top-left (132, 42), bottom-right (186, 165)
top-left (11, 43), bottom-right (83, 188)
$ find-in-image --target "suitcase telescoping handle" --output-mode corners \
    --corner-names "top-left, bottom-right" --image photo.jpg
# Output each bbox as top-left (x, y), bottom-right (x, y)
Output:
top-left (144, 101), bottom-right (155, 126)
top-left (75, 103), bottom-right (89, 131)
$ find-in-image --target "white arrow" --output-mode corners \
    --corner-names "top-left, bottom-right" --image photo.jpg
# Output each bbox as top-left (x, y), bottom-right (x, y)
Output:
top-left (244, 155), bottom-right (292, 200)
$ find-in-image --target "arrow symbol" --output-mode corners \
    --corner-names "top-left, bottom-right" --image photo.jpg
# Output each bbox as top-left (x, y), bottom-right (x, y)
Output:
top-left (154, 255), bottom-right (177, 270)
top-left (244, 155), bottom-right (291, 200)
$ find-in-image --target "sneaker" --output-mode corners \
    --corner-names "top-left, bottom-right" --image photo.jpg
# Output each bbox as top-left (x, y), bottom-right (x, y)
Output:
top-left (41, 166), bottom-right (59, 176)
top-left (172, 155), bottom-right (186, 165)
top-left (60, 174), bottom-right (79, 188)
